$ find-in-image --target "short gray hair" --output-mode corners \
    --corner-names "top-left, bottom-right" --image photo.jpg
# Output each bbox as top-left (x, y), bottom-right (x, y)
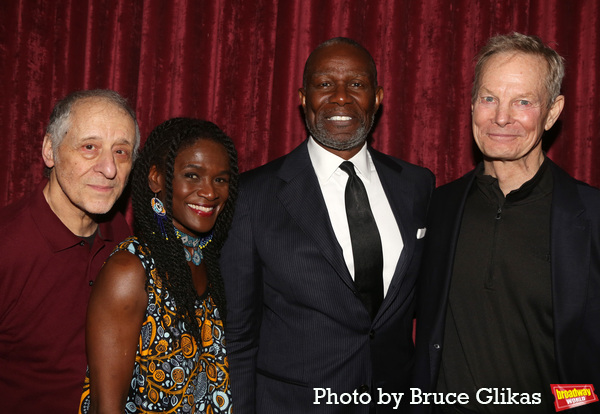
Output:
top-left (472, 32), bottom-right (565, 107)
top-left (46, 89), bottom-right (141, 158)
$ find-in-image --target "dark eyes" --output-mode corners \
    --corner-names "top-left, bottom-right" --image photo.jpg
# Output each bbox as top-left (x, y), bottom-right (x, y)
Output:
top-left (81, 144), bottom-right (130, 159)
top-left (184, 173), bottom-right (229, 183)
top-left (314, 81), bottom-right (365, 88)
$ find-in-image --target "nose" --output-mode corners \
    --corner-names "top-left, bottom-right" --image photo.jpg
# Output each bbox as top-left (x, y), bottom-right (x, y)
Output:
top-left (330, 84), bottom-right (352, 105)
top-left (197, 180), bottom-right (217, 200)
top-left (494, 103), bottom-right (512, 127)
top-left (94, 150), bottom-right (117, 179)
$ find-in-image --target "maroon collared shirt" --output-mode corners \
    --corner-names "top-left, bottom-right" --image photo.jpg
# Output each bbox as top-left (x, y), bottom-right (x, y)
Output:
top-left (0, 180), bottom-right (131, 413)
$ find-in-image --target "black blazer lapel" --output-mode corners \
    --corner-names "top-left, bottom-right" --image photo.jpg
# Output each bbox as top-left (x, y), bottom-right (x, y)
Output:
top-left (275, 141), bottom-right (355, 290)
top-left (427, 170), bottom-right (476, 330)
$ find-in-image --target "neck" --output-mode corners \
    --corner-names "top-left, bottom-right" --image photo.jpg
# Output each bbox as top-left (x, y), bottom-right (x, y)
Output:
top-left (174, 226), bottom-right (213, 266)
top-left (483, 151), bottom-right (545, 196)
top-left (43, 179), bottom-right (98, 237)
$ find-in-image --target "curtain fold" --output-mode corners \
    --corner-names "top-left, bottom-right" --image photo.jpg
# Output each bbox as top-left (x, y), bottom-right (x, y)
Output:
top-left (1, 0), bottom-right (598, 207)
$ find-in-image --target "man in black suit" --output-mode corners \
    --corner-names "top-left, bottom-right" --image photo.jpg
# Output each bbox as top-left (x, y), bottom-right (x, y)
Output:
top-left (413, 33), bottom-right (600, 413)
top-left (221, 37), bottom-right (434, 413)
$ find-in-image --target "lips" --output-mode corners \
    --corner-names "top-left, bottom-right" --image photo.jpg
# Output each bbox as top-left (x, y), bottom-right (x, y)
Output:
top-left (324, 109), bottom-right (356, 120)
top-left (486, 132), bottom-right (520, 140)
top-left (88, 184), bottom-right (116, 193)
top-left (321, 111), bottom-right (361, 128)
top-left (187, 203), bottom-right (215, 216)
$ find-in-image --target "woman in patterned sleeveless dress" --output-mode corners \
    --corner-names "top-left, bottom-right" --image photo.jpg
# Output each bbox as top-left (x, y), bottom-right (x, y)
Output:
top-left (80, 118), bottom-right (238, 413)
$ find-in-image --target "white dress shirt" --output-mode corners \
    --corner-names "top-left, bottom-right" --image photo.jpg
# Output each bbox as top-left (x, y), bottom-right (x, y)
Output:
top-left (307, 137), bottom-right (404, 296)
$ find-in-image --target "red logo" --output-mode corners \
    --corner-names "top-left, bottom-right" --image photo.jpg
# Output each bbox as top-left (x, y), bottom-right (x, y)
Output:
top-left (551, 384), bottom-right (598, 411)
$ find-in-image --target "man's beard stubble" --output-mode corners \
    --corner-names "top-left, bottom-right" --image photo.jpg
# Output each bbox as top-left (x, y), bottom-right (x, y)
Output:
top-left (306, 115), bottom-right (375, 152)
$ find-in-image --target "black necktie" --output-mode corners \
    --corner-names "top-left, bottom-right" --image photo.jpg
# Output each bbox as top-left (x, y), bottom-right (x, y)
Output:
top-left (340, 161), bottom-right (384, 320)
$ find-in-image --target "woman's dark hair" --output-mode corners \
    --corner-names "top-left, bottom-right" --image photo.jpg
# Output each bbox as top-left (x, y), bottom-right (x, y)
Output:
top-left (131, 117), bottom-right (238, 342)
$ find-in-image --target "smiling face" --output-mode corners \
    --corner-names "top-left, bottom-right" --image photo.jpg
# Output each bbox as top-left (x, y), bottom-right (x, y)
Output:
top-left (299, 42), bottom-right (383, 159)
top-left (152, 138), bottom-right (231, 236)
top-left (42, 98), bottom-right (136, 219)
top-left (472, 52), bottom-right (564, 168)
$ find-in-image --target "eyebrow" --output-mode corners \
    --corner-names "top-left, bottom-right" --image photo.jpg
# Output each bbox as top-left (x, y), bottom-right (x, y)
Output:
top-left (478, 87), bottom-right (536, 97)
top-left (114, 138), bottom-right (135, 146)
top-left (182, 164), bottom-right (231, 174)
top-left (76, 136), bottom-right (134, 146)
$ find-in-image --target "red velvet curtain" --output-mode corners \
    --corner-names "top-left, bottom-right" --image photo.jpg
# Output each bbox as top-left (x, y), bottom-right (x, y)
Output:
top-left (1, 0), bottom-right (599, 208)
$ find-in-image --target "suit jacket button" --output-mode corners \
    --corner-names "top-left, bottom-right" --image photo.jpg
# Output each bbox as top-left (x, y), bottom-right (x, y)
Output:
top-left (369, 330), bottom-right (375, 339)
top-left (433, 343), bottom-right (441, 350)
top-left (358, 384), bottom-right (370, 394)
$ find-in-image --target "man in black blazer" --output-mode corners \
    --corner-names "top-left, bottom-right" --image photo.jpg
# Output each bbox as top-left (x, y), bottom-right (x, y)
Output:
top-left (413, 33), bottom-right (600, 413)
top-left (221, 37), bottom-right (434, 413)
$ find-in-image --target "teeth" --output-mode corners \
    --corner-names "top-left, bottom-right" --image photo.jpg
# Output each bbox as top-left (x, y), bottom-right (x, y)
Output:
top-left (188, 204), bottom-right (214, 213)
top-left (328, 116), bottom-right (352, 121)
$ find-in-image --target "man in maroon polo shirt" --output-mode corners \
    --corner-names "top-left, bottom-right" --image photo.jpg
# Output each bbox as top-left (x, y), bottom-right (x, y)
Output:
top-left (0, 89), bottom-right (140, 413)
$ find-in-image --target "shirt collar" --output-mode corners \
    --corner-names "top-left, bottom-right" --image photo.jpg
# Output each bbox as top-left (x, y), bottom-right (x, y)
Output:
top-left (475, 157), bottom-right (553, 205)
top-left (307, 137), bottom-right (371, 183)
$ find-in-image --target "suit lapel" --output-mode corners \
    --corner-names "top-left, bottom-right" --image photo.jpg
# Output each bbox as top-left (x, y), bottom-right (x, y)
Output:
top-left (369, 150), bottom-right (412, 311)
top-left (275, 141), bottom-right (355, 290)
top-left (549, 162), bottom-right (590, 366)
top-left (368, 150), bottom-right (438, 322)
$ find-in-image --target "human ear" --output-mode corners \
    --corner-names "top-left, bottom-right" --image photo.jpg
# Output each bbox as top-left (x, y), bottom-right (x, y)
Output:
top-left (544, 95), bottom-right (565, 130)
top-left (42, 134), bottom-right (55, 168)
top-left (374, 86), bottom-right (384, 110)
top-left (298, 88), bottom-right (307, 109)
top-left (148, 165), bottom-right (165, 194)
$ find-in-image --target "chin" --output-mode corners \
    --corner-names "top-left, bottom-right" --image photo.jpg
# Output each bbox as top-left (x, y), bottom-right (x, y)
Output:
top-left (84, 206), bottom-right (114, 215)
top-left (81, 199), bottom-right (119, 215)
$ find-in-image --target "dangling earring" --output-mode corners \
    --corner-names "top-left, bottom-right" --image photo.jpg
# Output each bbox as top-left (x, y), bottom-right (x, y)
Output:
top-left (151, 194), bottom-right (168, 240)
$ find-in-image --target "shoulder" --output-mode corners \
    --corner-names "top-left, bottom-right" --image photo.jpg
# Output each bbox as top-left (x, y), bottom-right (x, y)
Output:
top-left (239, 157), bottom-right (286, 186)
top-left (369, 147), bottom-right (435, 184)
top-left (0, 190), bottom-right (37, 233)
top-left (572, 179), bottom-right (600, 208)
top-left (92, 240), bottom-right (148, 305)
top-left (236, 148), bottom-right (313, 208)
top-left (241, 140), bottom-right (311, 184)
top-left (425, 169), bottom-right (477, 221)
top-left (369, 149), bottom-right (436, 209)
top-left (113, 235), bottom-right (146, 253)
top-left (434, 169), bottom-right (476, 197)
top-left (0, 188), bottom-right (48, 256)
top-left (105, 236), bottom-right (148, 273)
top-left (111, 236), bottom-right (153, 266)
top-left (549, 161), bottom-right (600, 217)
